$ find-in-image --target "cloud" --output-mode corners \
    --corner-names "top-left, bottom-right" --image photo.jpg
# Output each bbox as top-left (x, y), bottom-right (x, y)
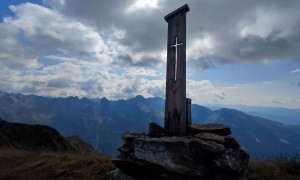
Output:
top-left (290, 68), bottom-right (300, 88)
top-left (187, 80), bottom-right (226, 103)
top-left (45, 0), bottom-right (300, 69)
top-left (185, 0), bottom-right (300, 68)
top-left (8, 3), bottom-right (109, 62)
top-left (269, 97), bottom-right (283, 105)
top-left (291, 68), bottom-right (300, 73)
top-left (0, 0), bottom-right (299, 108)
top-left (0, 20), bottom-right (39, 69)
top-left (125, 0), bottom-right (160, 13)
top-left (44, 0), bottom-right (167, 62)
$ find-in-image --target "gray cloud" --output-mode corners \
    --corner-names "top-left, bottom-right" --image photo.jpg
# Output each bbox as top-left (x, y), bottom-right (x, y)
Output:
top-left (47, 78), bottom-right (73, 88)
top-left (116, 54), bottom-right (162, 67)
top-left (237, 34), bottom-right (291, 60)
top-left (46, 0), bottom-right (300, 70)
top-left (184, 0), bottom-right (300, 68)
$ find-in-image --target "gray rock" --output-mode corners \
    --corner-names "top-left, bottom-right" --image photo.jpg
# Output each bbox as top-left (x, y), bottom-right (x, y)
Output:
top-left (122, 132), bottom-right (146, 142)
top-left (133, 136), bottom-right (225, 176)
top-left (117, 144), bottom-right (134, 154)
top-left (214, 149), bottom-right (249, 177)
top-left (148, 122), bottom-right (165, 137)
top-left (189, 124), bottom-right (231, 136)
top-left (110, 169), bottom-right (137, 180)
top-left (117, 132), bottom-right (145, 157)
top-left (193, 133), bottom-right (240, 148)
top-left (113, 124), bottom-right (249, 180)
top-left (112, 158), bottom-right (177, 180)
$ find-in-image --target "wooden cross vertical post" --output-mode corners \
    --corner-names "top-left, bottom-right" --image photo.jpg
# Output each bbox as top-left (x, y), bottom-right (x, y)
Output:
top-left (164, 4), bottom-right (190, 135)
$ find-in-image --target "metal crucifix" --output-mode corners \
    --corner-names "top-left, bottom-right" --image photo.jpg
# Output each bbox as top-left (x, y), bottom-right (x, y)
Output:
top-left (170, 36), bottom-right (183, 80)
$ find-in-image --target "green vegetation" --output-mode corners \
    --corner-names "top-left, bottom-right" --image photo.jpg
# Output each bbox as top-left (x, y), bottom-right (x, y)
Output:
top-left (247, 159), bottom-right (300, 180)
top-left (0, 149), bottom-right (115, 180)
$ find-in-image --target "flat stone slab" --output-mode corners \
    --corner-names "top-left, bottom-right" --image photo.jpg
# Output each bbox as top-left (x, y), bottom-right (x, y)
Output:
top-left (122, 132), bottom-right (146, 141)
top-left (193, 133), bottom-right (240, 149)
top-left (188, 124), bottom-right (231, 136)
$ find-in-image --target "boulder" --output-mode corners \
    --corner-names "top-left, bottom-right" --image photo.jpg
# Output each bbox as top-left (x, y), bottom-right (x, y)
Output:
top-left (148, 122), bottom-right (165, 137)
top-left (113, 124), bottom-right (249, 180)
top-left (117, 132), bottom-right (146, 158)
top-left (214, 149), bottom-right (249, 177)
top-left (133, 136), bottom-right (225, 176)
top-left (112, 158), bottom-right (178, 180)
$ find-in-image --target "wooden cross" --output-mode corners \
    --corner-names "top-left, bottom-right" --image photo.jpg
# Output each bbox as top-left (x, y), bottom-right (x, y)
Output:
top-left (164, 4), bottom-right (190, 136)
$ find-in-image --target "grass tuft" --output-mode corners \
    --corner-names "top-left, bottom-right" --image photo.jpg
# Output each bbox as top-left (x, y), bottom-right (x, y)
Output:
top-left (247, 159), bottom-right (300, 180)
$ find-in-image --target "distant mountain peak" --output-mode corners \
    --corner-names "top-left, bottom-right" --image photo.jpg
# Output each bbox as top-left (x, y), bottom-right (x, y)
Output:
top-left (135, 95), bottom-right (145, 99)
top-left (216, 108), bottom-right (246, 115)
top-left (100, 97), bottom-right (109, 102)
top-left (130, 95), bottom-right (146, 102)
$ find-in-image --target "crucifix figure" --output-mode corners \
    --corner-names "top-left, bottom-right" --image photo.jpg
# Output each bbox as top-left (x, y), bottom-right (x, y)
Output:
top-left (164, 4), bottom-right (190, 136)
top-left (170, 36), bottom-right (183, 80)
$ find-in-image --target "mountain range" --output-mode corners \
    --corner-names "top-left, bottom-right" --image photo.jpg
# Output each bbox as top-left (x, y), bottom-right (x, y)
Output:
top-left (0, 90), bottom-right (299, 157)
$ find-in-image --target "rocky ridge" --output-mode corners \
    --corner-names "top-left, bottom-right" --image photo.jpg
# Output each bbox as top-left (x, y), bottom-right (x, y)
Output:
top-left (0, 117), bottom-right (95, 152)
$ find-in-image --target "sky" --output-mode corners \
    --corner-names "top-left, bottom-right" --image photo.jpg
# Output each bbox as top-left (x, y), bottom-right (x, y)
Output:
top-left (0, 0), bottom-right (299, 109)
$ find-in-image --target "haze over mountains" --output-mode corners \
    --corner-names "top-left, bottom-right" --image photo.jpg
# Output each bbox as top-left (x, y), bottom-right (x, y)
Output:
top-left (208, 104), bottom-right (300, 125)
top-left (0, 90), bottom-right (299, 157)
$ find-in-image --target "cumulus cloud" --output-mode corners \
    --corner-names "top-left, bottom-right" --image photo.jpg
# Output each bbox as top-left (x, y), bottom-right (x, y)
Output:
top-left (125, 0), bottom-right (160, 13)
top-left (187, 80), bottom-right (226, 103)
top-left (46, 0), bottom-right (300, 69)
top-left (185, 0), bottom-right (300, 68)
top-left (8, 3), bottom-right (109, 61)
top-left (0, 1), bottom-right (166, 99)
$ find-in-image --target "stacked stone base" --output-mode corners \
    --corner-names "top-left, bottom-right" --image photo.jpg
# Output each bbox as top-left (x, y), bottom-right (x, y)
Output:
top-left (112, 124), bottom-right (249, 180)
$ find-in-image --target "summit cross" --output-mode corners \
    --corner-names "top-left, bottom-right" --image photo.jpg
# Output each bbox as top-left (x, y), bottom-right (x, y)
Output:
top-left (164, 4), bottom-right (190, 136)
